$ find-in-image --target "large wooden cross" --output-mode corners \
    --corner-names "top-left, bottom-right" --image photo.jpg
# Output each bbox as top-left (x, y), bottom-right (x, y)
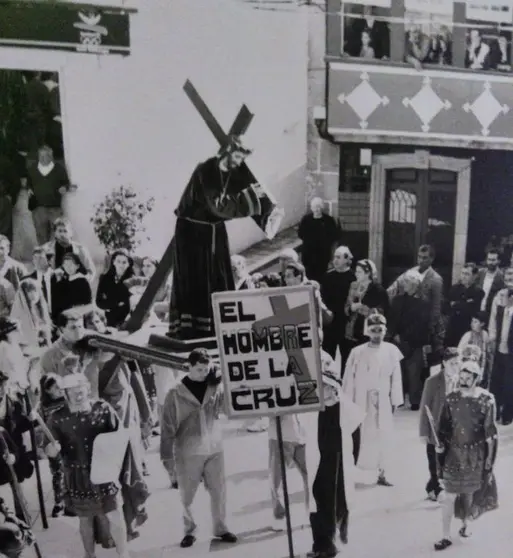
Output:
top-left (87, 81), bottom-right (274, 370)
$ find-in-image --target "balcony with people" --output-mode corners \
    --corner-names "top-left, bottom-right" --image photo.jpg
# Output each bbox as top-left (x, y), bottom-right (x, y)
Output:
top-left (325, 0), bottom-right (513, 148)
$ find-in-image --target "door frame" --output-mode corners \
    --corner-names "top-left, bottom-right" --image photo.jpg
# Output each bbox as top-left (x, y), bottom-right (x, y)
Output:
top-left (369, 150), bottom-right (471, 284)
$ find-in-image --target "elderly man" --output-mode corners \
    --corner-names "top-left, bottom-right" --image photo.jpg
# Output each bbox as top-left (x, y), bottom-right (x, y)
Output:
top-left (298, 197), bottom-right (340, 283)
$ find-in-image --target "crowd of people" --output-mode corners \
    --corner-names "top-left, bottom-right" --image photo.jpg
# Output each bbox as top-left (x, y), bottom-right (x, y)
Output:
top-left (343, 6), bottom-right (511, 72)
top-left (0, 179), bottom-right (503, 558)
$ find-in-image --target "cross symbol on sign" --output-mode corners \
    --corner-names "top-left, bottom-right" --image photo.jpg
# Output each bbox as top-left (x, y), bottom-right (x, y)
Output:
top-left (252, 294), bottom-right (319, 405)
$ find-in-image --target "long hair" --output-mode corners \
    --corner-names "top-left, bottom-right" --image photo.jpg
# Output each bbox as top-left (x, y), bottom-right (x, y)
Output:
top-left (104, 249), bottom-right (135, 281)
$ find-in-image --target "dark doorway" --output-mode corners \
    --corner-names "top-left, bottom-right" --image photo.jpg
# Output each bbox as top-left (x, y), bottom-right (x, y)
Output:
top-left (383, 167), bottom-right (457, 288)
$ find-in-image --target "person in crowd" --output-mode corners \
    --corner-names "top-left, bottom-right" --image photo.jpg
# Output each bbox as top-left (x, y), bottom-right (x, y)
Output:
top-left (476, 249), bottom-right (504, 321)
top-left (22, 71), bottom-right (51, 155)
top-left (160, 348), bottom-right (237, 549)
top-left (444, 263), bottom-right (484, 347)
top-left (0, 319), bottom-right (34, 401)
top-left (0, 494), bottom-right (34, 558)
top-left (96, 249), bottom-right (135, 328)
top-left (491, 33), bottom-right (512, 72)
top-left (278, 249), bottom-right (300, 285)
top-left (388, 244), bottom-right (443, 338)
top-left (43, 217), bottom-right (95, 283)
top-left (46, 372), bottom-right (131, 558)
top-left (298, 197), bottom-right (340, 283)
top-left (83, 309), bottom-right (151, 540)
top-left (487, 276), bottom-right (513, 424)
top-left (306, 351), bottom-right (364, 558)
top-left (26, 146), bottom-right (71, 245)
top-left (0, 153), bottom-right (23, 244)
top-left (42, 72), bottom-right (64, 159)
top-left (230, 255), bottom-right (254, 291)
top-left (0, 369), bottom-right (34, 521)
top-left (342, 312), bottom-right (403, 486)
top-left (465, 29), bottom-right (491, 70)
top-left (344, 259), bottom-right (389, 359)
top-left (23, 246), bottom-right (54, 317)
top-left (168, 135), bottom-right (271, 340)
top-left (268, 404), bottom-right (309, 532)
top-left (346, 4), bottom-right (389, 59)
top-left (388, 270), bottom-right (432, 411)
top-left (140, 256), bottom-right (170, 318)
top-left (434, 360), bottom-right (498, 551)
top-left (39, 308), bottom-right (100, 399)
top-left (426, 27), bottom-right (452, 65)
top-left (0, 237), bottom-right (26, 293)
top-left (321, 246), bottom-right (355, 375)
top-left (51, 252), bottom-right (92, 320)
top-left (459, 311), bottom-right (491, 387)
top-left (419, 347), bottom-right (460, 502)
top-left (10, 278), bottom-right (52, 349)
top-left (359, 30), bottom-right (375, 59)
top-left (405, 25), bottom-right (430, 69)
top-left (0, 277), bottom-right (15, 320)
top-left (38, 372), bottom-right (73, 518)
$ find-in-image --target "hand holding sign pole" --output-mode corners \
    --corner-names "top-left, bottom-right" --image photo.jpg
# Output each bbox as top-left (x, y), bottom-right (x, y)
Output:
top-left (212, 285), bottom-right (323, 558)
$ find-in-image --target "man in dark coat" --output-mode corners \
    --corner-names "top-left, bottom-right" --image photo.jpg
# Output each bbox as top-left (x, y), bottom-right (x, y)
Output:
top-left (298, 197), bottom-right (340, 283)
top-left (168, 136), bottom-right (266, 340)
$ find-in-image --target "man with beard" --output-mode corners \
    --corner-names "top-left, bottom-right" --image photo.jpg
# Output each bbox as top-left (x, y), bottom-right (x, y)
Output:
top-left (168, 136), bottom-right (268, 340)
top-left (434, 360), bottom-right (498, 551)
top-left (476, 249), bottom-right (504, 321)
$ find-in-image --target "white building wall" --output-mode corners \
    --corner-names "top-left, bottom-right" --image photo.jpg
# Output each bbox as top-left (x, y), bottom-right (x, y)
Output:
top-left (2, 0), bottom-right (308, 261)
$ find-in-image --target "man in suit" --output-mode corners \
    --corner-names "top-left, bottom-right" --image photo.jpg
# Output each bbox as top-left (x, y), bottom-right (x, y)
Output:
top-left (23, 245), bottom-right (54, 312)
top-left (476, 249), bottom-right (504, 322)
top-left (419, 348), bottom-right (460, 501)
top-left (488, 270), bottom-right (513, 424)
top-left (388, 244), bottom-right (444, 338)
top-left (42, 217), bottom-right (95, 283)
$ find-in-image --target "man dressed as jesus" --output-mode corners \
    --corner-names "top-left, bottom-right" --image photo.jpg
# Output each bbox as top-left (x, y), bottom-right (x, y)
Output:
top-left (342, 312), bottom-right (404, 486)
top-left (168, 135), bottom-right (268, 340)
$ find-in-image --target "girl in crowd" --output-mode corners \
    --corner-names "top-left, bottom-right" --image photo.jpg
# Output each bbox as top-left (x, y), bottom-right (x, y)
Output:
top-left (96, 250), bottom-right (135, 328)
top-left (52, 252), bottom-right (92, 320)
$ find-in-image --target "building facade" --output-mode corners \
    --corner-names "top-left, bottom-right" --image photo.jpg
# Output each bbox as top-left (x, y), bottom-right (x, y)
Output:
top-left (2, 0), bottom-right (309, 263)
top-left (309, 0), bottom-right (513, 287)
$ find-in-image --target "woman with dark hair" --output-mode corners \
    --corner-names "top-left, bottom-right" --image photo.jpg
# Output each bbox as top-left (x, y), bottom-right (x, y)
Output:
top-left (96, 249), bottom-right (135, 328)
top-left (51, 252), bottom-right (92, 321)
top-left (344, 259), bottom-right (389, 358)
top-left (444, 263), bottom-right (484, 347)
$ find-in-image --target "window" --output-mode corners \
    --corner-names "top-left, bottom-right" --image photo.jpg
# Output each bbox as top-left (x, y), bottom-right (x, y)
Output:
top-left (404, 0), bottom-right (454, 67)
top-left (342, 2), bottom-right (391, 61)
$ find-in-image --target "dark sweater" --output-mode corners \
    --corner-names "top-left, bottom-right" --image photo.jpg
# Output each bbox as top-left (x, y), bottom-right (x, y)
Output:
top-left (318, 403), bottom-right (342, 453)
top-left (96, 271), bottom-right (133, 328)
top-left (27, 162), bottom-right (69, 207)
top-left (321, 269), bottom-right (356, 320)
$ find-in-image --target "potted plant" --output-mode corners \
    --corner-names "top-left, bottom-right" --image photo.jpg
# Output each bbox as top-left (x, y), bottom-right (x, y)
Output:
top-left (91, 185), bottom-right (155, 268)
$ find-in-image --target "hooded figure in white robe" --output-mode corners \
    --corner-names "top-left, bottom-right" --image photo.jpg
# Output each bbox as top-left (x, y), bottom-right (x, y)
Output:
top-left (342, 312), bottom-right (403, 486)
top-left (305, 350), bottom-right (365, 557)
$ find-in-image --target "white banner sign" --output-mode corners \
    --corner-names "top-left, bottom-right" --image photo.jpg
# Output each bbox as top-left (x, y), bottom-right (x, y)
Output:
top-left (212, 285), bottom-right (324, 419)
top-left (466, 1), bottom-right (513, 23)
top-left (404, 0), bottom-right (454, 15)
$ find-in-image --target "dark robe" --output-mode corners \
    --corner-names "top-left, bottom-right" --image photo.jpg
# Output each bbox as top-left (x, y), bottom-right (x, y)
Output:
top-left (169, 157), bottom-right (261, 339)
top-left (298, 213), bottom-right (340, 283)
top-left (443, 284), bottom-right (484, 347)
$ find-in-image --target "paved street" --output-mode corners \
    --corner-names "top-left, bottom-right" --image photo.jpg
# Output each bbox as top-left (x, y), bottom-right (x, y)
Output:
top-left (6, 409), bottom-right (513, 558)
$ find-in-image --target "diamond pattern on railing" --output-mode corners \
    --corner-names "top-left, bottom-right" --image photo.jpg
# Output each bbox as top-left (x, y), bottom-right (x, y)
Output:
top-left (402, 76), bottom-right (451, 132)
top-left (338, 72), bottom-right (389, 129)
top-left (463, 82), bottom-right (510, 136)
